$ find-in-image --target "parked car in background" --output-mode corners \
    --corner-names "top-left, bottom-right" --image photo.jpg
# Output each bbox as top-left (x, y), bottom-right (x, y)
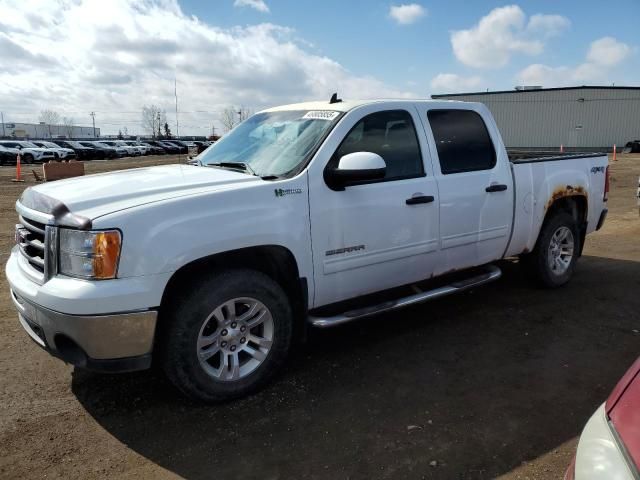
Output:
top-left (168, 139), bottom-right (196, 151)
top-left (139, 142), bottom-right (166, 155)
top-left (78, 142), bottom-right (119, 159)
top-left (159, 140), bottom-right (187, 154)
top-left (0, 144), bottom-right (20, 165)
top-left (112, 140), bottom-right (140, 156)
top-left (94, 141), bottom-right (128, 157)
top-left (193, 141), bottom-right (213, 155)
top-left (622, 140), bottom-right (640, 153)
top-left (565, 356), bottom-right (640, 479)
top-left (31, 141), bottom-right (76, 160)
top-left (147, 140), bottom-right (180, 154)
top-left (125, 141), bottom-right (150, 155)
top-left (0, 140), bottom-right (56, 164)
top-left (51, 140), bottom-right (96, 161)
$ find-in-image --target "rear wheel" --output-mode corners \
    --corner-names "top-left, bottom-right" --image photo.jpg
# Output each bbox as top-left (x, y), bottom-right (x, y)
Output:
top-left (522, 211), bottom-right (579, 288)
top-left (22, 153), bottom-right (34, 164)
top-left (161, 269), bottom-right (293, 402)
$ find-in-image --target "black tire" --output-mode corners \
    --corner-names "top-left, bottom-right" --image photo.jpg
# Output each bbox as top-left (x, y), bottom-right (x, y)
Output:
top-left (22, 153), bottom-right (34, 165)
top-left (161, 269), bottom-right (293, 403)
top-left (521, 211), bottom-right (579, 288)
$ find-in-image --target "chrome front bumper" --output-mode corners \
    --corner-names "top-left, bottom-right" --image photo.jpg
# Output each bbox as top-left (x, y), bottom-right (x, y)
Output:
top-left (10, 289), bottom-right (157, 372)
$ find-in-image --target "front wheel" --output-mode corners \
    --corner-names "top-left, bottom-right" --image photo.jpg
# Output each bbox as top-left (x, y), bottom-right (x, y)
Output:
top-left (161, 269), bottom-right (293, 402)
top-left (522, 211), bottom-right (579, 288)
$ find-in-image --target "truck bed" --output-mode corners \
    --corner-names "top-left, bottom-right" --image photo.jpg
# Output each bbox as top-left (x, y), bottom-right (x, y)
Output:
top-left (508, 150), bottom-right (606, 164)
top-left (505, 150), bottom-right (608, 259)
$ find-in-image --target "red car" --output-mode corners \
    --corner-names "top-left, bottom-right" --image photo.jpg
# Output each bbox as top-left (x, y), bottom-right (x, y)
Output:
top-left (565, 357), bottom-right (640, 479)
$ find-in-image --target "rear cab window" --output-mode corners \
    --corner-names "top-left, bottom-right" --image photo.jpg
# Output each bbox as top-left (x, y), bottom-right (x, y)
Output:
top-left (427, 109), bottom-right (496, 175)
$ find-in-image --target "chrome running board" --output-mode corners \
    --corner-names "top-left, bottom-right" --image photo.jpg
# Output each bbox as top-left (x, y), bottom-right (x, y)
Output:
top-left (308, 264), bottom-right (502, 328)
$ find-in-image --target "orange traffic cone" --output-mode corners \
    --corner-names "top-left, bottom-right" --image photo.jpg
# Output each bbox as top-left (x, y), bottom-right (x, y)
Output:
top-left (12, 152), bottom-right (24, 183)
top-left (560, 144), bottom-right (564, 153)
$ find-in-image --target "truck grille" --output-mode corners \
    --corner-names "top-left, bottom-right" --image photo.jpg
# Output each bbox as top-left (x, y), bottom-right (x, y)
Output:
top-left (16, 215), bottom-right (47, 274)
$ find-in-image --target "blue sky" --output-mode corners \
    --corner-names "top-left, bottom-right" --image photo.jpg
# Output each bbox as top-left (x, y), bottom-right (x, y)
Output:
top-left (181, 0), bottom-right (640, 93)
top-left (0, 0), bottom-right (638, 135)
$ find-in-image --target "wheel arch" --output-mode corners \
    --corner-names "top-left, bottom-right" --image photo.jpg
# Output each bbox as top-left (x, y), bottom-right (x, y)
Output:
top-left (541, 194), bottom-right (588, 254)
top-left (158, 245), bottom-right (308, 340)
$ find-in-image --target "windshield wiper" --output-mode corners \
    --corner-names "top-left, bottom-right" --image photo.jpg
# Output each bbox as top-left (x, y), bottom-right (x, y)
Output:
top-left (208, 162), bottom-right (258, 177)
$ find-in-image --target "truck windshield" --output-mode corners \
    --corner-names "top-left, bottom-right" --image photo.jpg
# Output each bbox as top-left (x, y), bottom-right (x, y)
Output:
top-left (198, 110), bottom-right (340, 177)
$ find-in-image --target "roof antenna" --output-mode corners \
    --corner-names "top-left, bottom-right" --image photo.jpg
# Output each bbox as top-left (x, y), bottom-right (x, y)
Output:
top-left (329, 92), bottom-right (342, 104)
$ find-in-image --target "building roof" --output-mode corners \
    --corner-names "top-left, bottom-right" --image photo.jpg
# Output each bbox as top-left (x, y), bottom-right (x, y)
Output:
top-left (431, 85), bottom-right (640, 98)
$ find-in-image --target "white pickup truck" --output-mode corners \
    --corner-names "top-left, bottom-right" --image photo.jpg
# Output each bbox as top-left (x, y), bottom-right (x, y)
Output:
top-left (6, 98), bottom-right (609, 402)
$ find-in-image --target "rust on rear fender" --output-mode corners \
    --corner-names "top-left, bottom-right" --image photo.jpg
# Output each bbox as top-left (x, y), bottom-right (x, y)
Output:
top-left (545, 185), bottom-right (587, 211)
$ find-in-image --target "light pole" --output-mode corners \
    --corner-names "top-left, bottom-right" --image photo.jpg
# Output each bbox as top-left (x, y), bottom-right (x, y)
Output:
top-left (90, 111), bottom-right (96, 138)
top-left (174, 78), bottom-right (179, 139)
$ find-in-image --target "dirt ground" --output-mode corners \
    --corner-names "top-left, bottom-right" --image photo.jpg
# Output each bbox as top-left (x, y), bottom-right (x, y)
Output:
top-left (0, 154), bottom-right (638, 480)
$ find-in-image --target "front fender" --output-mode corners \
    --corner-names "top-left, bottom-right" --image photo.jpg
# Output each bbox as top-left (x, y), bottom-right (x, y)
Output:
top-left (92, 175), bottom-right (313, 283)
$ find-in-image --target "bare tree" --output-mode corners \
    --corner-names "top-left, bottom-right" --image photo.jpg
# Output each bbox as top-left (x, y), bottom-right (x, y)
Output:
top-left (39, 109), bottom-right (60, 138)
top-left (62, 117), bottom-right (74, 138)
top-left (220, 106), bottom-right (254, 133)
top-left (239, 106), bottom-right (253, 122)
top-left (141, 105), bottom-right (167, 139)
top-left (123, 126), bottom-right (128, 137)
top-left (220, 108), bottom-right (237, 133)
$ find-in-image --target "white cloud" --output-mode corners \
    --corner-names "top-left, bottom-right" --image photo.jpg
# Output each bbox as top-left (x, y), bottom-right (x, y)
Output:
top-left (451, 5), bottom-right (569, 68)
top-left (389, 4), bottom-right (426, 25)
top-left (517, 36), bottom-right (632, 87)
top-left (430, 73), bottom-right (483, 93)
top-left (527, 14), bottom-right (570, 37)
top-left (0, 0), bottom-right (415, 135)
top-left (586, 36), bottom-right (631, 66)
top-left (234, 0), bottom-right (269, 13)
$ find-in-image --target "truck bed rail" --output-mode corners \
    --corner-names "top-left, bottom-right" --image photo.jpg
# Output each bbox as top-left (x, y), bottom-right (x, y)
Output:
top-left (508, 150), bottom-right (606, 164)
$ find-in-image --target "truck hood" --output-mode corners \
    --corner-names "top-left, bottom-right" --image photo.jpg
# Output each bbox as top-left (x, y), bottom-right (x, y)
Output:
top-left (19, 164), bottom-right (260, 223)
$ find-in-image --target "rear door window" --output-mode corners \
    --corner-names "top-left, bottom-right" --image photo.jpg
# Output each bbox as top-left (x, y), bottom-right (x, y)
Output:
top-left (427, 109), bottom-right (496, 175)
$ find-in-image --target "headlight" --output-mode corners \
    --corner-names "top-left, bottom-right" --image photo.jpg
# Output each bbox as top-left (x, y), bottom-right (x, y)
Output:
top-left (59, 229), bottom-right (121, 279)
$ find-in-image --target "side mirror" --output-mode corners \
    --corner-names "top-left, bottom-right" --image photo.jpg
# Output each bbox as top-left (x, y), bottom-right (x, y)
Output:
top-left (326, 152), bottom-right (386, 190)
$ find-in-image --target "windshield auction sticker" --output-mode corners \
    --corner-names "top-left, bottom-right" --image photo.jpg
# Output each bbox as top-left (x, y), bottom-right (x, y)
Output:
top-left (302, 111), bottom-right (340, 121)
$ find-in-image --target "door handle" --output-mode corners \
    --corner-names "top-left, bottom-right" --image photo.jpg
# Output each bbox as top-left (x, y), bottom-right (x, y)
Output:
top-left (406, 195), bottom-right (435, 205)
top-left (485, 184), bottom-right (508, 193)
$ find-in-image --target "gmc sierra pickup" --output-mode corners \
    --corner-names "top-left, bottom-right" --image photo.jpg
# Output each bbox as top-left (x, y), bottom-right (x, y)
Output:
top-left (6, 98), bottom-right (609, 402)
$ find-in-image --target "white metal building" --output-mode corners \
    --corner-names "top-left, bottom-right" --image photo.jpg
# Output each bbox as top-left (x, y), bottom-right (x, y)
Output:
top-left (0, 122), bottom-right (100, 139)
top-left (431, 86), bottom-right (640, 150)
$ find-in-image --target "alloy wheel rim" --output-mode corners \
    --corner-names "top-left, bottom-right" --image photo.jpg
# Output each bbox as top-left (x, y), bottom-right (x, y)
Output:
top-left (547, 226), bottom-right (574, 275)
top-left (197, 297), bottom-right (274, 382)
